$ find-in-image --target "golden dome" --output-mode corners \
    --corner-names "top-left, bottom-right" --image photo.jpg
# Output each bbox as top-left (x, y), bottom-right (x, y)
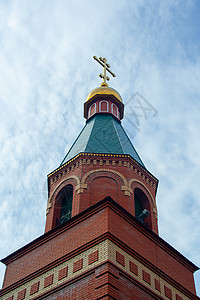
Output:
top-left (86, 84), bottom-right (123, 103)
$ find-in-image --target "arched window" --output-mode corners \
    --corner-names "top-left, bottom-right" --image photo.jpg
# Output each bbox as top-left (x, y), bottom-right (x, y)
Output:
top-left (134, 193), bottom-right (144, 221)
top-left (111, 103), bottom-right (119, 118)
top-left (99, 100), bottom-right (108, 112)
top-left (55, 185), bottom-right (73, 226)
top-left (134, 188), bottom-right (151, 229)
top-left (89, 103), bottom-right (96, 117)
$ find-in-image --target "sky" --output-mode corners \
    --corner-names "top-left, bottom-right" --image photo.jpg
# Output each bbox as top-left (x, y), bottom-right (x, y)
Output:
top-left (0, 0), bottom-right (200, 295)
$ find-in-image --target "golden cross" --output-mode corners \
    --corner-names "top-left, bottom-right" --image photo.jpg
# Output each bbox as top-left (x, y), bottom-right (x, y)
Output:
top-left (93, 56), bottom-right (116, 85)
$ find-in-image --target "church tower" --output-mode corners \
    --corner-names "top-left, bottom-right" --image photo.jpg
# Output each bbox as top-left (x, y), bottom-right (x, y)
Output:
top-left (0, 57), bottom-right (199, 300)
top-left (45, 56), bottom-right (158, 236)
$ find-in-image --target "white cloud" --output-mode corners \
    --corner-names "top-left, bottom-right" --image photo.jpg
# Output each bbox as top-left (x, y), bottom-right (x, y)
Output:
top-left (0, 0), bottom-right (200, 295)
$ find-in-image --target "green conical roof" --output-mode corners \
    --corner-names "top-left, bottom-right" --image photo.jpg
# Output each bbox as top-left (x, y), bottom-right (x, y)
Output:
top-left (60, 114), bottom-right (145, 168)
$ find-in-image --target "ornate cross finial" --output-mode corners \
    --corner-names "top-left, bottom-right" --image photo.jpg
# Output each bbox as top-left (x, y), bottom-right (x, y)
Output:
top-left (93, 56), bottom-right (116, 86)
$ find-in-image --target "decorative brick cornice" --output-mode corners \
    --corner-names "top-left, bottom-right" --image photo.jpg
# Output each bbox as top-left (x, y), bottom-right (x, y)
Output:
top-left (48, 153), bottom-right (158, 201)
top-left (48, 153), bottom-right (158, 188)
top-left (1, 238), bottom-right (198, 300)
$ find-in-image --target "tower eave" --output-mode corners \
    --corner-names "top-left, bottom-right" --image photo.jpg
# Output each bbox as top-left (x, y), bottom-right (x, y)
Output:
top-left (47, 152), bottom-right (158, 184)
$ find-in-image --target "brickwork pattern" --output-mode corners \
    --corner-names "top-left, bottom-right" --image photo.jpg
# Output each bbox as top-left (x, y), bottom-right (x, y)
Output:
top-left (155, 278), bottom-right (161, 291)
top-left (176, 295), bottom-right (183, 300)
top-left (29, 281), bottom-right (39, 295)
top-left (1, 241), bottom-right (107, 300)
top-left (2, 240), bottom-right (192, 300)
top-left (45, 152), bottom-right (159, 233)
top-left (58, 266), bottom-right (68, 281)
top-left (142, 270), bottom-right (151, 285)
top-left (48, 153), bottom-right (157, 191)
top-left (73, 258), bottom-right (83, 273)
top-left (165, 285), bottom-right (173, 299)
top-left (88, 250), bottom-right (98, 265)
top-left (129, 261), bottom-right (138, 276)
top-left (44, 274), bottom-right (54, 288)
top-left (17, 289), bottom-right (26, 300)
top-left (116, 251), bottom-right (125, 266)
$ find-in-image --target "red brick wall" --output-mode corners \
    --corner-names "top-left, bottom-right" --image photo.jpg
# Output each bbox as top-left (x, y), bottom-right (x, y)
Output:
top-left (3, 207), bottom-right (109, 288)
top-left (46, 154), bottom-right (158, 233)
top-left (44, 274), bottom-right (54, 287)
top-left (41, 272), bottom-right (96, 300)
top-left (107, 207), bottom-right (196, 293)
top-left (116, 251), bottom-right (125, 266)
top-left (2, 202), bottom-right (196, 294)
top-left (118, 271), bottom-right (159, 300)
top-left (30, 281), bottom-right (40, 295)
top-left (58, 267), bottom-right (68, 281)
top-left (90, 176), bottom-right (118, 206)
top-left (73, 258), bottom-right (83, 273)
top-left (88, 250), bottom-right (98, 265)
top-left (36, 262), bottom-right (162, 300)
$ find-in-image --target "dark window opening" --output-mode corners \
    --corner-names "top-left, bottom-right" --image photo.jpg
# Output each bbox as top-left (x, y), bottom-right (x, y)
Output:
top-left (134, 194), bottom-right (144, 223)
top-left (134, 188), bottom-right (151, 229)
top-left (55, 185), bottom-right (73, 226)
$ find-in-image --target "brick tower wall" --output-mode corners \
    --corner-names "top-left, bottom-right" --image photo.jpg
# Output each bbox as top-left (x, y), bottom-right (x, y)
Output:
top-left (1, 199), bottom-right (198, 300)
top-left (45, 153), bottom-right (158, 234)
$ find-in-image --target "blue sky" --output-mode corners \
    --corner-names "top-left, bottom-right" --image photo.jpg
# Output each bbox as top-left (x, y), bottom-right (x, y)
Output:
top-left (0, 0), bottom-right (200, 295)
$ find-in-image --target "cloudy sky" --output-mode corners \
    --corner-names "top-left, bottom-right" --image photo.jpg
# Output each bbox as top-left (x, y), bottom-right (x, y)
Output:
top-left (0, 0), bottom-right (200, 295)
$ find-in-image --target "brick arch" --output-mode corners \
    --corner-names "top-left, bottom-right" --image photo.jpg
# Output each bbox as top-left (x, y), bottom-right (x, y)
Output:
top-left (128, 178), bottom-right (157, 218)
top-left (46, 175), bottom-right (80, 214)
top-left (80, 169), bottom-right (131, 196)
top-left (81, 169), bottom-right (127, 186)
